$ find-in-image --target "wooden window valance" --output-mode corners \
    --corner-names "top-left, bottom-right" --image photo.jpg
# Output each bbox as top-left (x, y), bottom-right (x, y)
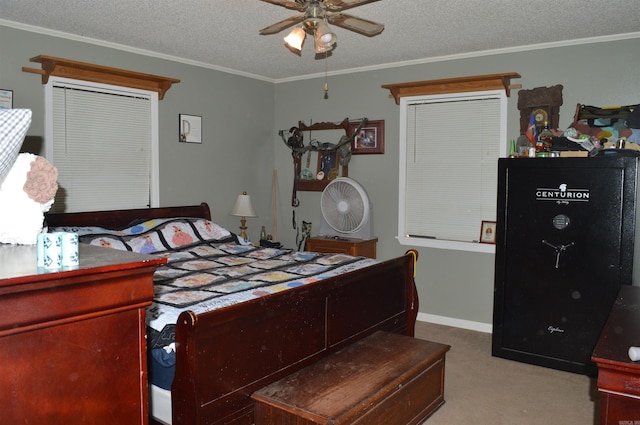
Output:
top-left (22, 55), bottom-right (179, 100)
top-left (381, 72), bottom-right (521, 104)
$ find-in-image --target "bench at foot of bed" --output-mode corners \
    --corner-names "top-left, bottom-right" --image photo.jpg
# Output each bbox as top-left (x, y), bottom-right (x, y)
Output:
top-left (251, 331), bottom-right (450, 425)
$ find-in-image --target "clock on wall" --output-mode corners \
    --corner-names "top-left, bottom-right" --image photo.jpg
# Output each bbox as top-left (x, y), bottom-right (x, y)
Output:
top-left (532, 108), bottom-right (548, 126)
top-left (518, 85), bottom-right (563, 133)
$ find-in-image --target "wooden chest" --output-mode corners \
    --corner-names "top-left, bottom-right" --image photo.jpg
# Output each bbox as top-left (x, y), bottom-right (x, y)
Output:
top-left (252, 331), bottom-right (450, 425)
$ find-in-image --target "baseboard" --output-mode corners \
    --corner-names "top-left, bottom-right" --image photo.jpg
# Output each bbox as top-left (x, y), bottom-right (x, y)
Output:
top-left (417, 312), bottom-right (492, 334)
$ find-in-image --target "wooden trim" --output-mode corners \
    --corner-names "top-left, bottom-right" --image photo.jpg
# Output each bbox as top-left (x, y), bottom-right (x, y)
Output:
top-left (297, 118), bottom-right (350, 134)
top-left (22, 55), bottom-right (179, 100)
top-left (381, 72), bottom-right (521, 104)
top-left (45, 203), bottom-right (211, 229)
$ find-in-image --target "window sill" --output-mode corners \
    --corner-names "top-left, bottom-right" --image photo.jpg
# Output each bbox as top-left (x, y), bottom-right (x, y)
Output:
top-left (397, 236), bottom-right (495, 254)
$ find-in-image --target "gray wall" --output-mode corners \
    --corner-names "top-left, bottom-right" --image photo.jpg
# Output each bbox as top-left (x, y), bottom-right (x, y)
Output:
top-left (3, 23), bottom-right (639, 328)
top-left (0, 24), bottom-right (275, 235)
top-left (272, 38), bottom-right (640, 329)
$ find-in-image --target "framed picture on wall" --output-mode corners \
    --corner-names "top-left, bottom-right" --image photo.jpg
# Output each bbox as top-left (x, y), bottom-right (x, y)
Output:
top-left (179, 114), bottom-right (202, 144)
top-left (349, 120), bottom-right (384, 154)
top-left (317, 151), bottom-right (339, 180)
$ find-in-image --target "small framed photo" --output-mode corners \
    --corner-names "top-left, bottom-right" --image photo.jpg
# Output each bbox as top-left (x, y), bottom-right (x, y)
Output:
top-left (480, 221), bottom-right (497, 244)
top-left (179, 114), bottom-right (202, 144)
top-left (0, 89), bottom-right (13, 109)
top-left (317, 151), bottom-right (339, 180)
top-left (349, 120), bottom-right (384, 154)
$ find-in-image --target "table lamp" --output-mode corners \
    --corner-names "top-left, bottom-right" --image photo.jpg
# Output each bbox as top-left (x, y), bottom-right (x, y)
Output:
top-left (229, 191), bottom-right (257, 240)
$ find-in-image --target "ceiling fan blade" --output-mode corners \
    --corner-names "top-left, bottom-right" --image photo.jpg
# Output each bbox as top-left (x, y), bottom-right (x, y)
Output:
top-left (328, 13), bottom-right (384, 36)
top-left (259, 15), bottom-right (305, 35)
top-left (325, 0), bottom-right (381, 12)
top-left (258, 0), bottom-right (305, 11)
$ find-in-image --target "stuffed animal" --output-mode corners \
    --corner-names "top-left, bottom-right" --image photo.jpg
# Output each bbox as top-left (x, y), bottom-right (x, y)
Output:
top-left (0, 153), bottom-right (58, 245)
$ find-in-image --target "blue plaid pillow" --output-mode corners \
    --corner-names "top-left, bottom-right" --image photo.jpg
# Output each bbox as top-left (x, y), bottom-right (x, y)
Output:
top-left (0, 109), bottom-right (32, 186)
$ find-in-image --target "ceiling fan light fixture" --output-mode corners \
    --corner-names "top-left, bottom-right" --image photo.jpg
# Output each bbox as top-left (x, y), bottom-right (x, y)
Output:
top-left (315, 21), bottom-right (337, 46)
top-left (314, 37), bottom-right (334, 54)
top-left (284, 26), bottom-right (306, 51)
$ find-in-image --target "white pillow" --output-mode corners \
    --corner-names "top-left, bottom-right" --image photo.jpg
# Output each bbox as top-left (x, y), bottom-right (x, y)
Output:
top-left (0, 109), bottom-right (32, 186)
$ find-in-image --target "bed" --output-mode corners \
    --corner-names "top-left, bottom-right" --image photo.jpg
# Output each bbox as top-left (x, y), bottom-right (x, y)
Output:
top-left (45, 203), bottom-right (419, 425)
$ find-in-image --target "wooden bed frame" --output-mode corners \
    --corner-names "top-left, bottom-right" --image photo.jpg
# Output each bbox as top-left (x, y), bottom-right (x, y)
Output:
top-left (46, 203), bottom-right (419, 425)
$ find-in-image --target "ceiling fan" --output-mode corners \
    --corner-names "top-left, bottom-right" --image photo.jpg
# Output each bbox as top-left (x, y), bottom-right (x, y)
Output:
top-left (259, 0), bottom-right (384, 53)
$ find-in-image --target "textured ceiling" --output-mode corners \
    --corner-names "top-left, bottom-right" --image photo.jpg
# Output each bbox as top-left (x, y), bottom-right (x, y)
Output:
top-left (1, 0), bottom-right (639, 81)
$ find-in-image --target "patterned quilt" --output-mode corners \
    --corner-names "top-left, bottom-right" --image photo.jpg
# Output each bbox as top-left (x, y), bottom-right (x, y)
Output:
top-left (58, 217), bottom-right (377, 348)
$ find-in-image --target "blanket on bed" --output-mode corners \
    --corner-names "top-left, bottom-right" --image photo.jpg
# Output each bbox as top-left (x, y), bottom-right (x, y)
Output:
top-left (57, 217), bottom-right (377, 349)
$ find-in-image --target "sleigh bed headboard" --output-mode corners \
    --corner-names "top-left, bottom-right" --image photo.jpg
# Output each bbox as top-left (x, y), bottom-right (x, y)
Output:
top-left (45, 203), bottom-right (211, 229)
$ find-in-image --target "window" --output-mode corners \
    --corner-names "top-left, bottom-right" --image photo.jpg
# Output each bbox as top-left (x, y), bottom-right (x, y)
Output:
top-left (398, 90), bottom-right (507, 253)
top-left (45, 77), bottom-right (159, 213)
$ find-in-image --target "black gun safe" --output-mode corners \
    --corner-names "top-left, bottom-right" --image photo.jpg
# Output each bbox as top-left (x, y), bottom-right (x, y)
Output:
top-left (492, 155), bottom-right (640, 376)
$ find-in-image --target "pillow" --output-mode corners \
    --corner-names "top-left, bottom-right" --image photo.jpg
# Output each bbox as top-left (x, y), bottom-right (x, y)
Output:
top-left (75, 217), bottom-right (234, 254)
top-left (51, 218), bottom-right (180, 237)
top-left (0, 109), bottom-right (32, 186)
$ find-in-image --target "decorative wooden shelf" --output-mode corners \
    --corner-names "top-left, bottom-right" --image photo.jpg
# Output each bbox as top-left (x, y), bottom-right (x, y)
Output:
top-left (23, 55), bottom-right (180, 100)
top-left (298, 118), bottom-right (351, 134)
top-left (381, 72), bottom-right (522, 104)
top-left (294, 119), bottom-right (349, 194)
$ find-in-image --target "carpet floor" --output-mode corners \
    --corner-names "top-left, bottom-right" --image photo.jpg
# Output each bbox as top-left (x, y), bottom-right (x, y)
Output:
top-left (415, 321), bottom-right (600, 425)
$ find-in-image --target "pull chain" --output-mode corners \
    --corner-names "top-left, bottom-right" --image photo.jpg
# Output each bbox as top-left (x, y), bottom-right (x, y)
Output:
top-left (323, 52), bottom-right (329, 99)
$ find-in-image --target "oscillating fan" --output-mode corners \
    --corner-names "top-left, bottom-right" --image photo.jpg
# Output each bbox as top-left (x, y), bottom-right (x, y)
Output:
top-left (320, 177), bottom-right (374, 240)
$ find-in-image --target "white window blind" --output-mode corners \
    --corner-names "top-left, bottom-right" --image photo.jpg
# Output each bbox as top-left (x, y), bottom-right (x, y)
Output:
top-left (398, 91), bottom-right (507, 252)
top-left (49, 81), bottom-right (154, 213)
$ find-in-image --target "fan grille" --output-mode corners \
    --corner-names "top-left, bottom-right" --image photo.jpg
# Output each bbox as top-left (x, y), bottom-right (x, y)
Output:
top-left (321, 178), bottom-right (369, 233)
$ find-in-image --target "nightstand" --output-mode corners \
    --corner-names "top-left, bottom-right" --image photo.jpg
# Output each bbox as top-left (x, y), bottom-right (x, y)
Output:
top-left (305, 236), bottom-right (378, 259)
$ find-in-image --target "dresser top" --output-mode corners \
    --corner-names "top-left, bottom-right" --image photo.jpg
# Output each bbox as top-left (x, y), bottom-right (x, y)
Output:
top-left (0, 243), bottom-right (165, 284)
top-left (592, 285), bottom-right (640, 367)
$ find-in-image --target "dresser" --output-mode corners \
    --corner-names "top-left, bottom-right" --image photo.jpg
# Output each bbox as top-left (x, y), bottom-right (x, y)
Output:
top-left (0, 243), bottom-right (165, 425)
top-left (305, 236), bottom-right (377, 259)
top-left (592, 285), bottom-right (640, 425)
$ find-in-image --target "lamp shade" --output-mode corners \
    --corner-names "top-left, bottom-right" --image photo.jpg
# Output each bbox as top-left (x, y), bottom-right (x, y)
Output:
top-left (229, 192), bottom-right (257, 217)
top-left (314, 37), bottom-right (334, 54)
top-left (314, 21), bottom-right (337, 54)
top-left (315, 21), bottom-right (337, 46)
top-left (284, 26), bottom-right (306, 51)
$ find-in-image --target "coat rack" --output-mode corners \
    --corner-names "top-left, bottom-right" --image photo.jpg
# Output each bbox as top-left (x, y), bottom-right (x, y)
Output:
top-left (280, 118), bottom-right (367, 206)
